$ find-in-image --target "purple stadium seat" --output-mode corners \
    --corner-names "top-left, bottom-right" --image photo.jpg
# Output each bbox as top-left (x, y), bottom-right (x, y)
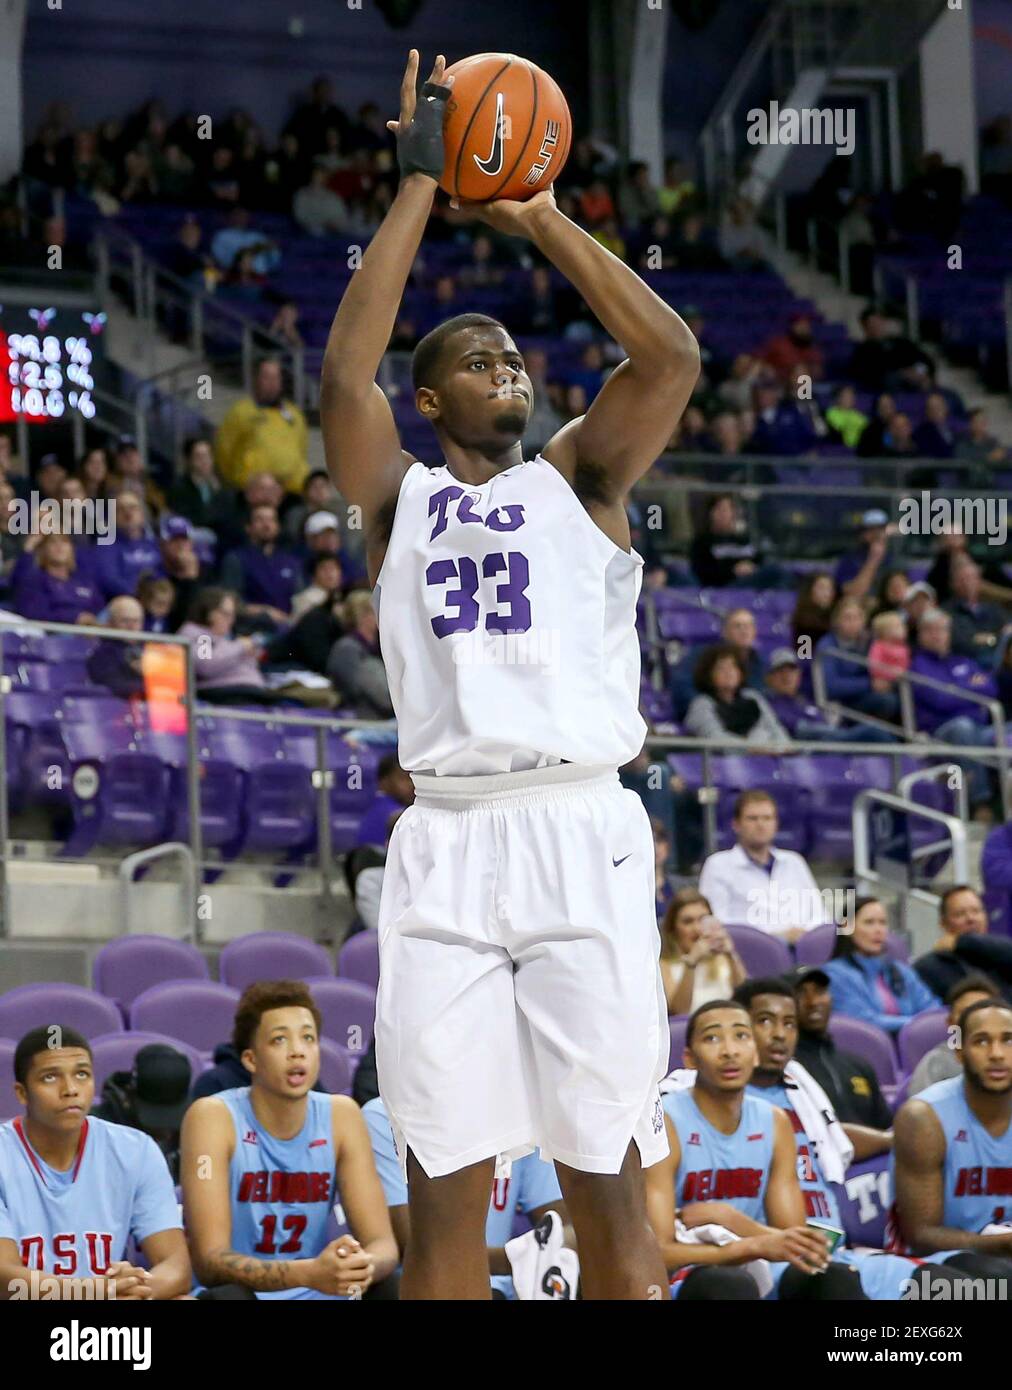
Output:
top-left (794, 923), bottom-right (837, 965)
top-left (337, 931), bottom-right (380, 991)
top-left (88, 1030), bottom-right (206, 1094)
top-left (129, 981), bottom-right (240, 1053)
top-left (303, 977), bottom-right (376, 1059)
top-left (725, 925), bottom-right (793, 977)
top-left (0, 983), bottom-right (123, 1040)
top-left (318, 1038), bottom-right (353, 1096)
top-left (92, 935), bottom-right (210, 1011)
top-left (896, 1009), bottom-right (949, 1074)
top-left (668, 1015), bottom-right (688, 1070)
top-left (219, 932), bottom-right (334, 992)
top-left (828, 1016), bottom-right (898, 1087)
top-left (0, 1039), bottom-right (20, 1121)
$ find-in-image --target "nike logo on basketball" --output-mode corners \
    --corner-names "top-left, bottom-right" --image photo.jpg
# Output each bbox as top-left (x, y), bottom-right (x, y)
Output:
top-left (612, 853), bottom-right (632, 867)
top-left (473, 93), bottom-right (506, 175)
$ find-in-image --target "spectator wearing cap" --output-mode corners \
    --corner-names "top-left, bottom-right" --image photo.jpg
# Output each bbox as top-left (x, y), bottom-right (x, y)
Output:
top-left (697, 789), bottom-right (828, 942)
top-left (14, 534), bottom-right (103, 625)
top-left (759, 311), bottom-right (825, 386)
top-left (86, 595), bottom-right (146, 697)
top-left (764, 647), bottom-right (897, 744)
top-left (943, 557), bottom-right (1005, 663)
top-left (823, 895), bottom-right (940, 1034)
top-left (92, 491), bottom-right (163, 601)
top-left (109, 434), bottom-right (167, 519)
top-left (816, 596), bottom-right (900, 723)
top-left (92, 1041), bottom-right (194, 1184)
top-left (327, 590), bottom-right (392, 719)
top-left (215, 359), bottom-right (309, 495)
top-left (902, 579), bottom-right (936, 632)
top-left (913, 885), bottom-right (1012, 1006)
top-left (792, 964), bottom-right (894, 1132)
top-left (835, 508), bottom-right (894, 601)
top-left (219, 503), bottom-right (301, 628)
top-left (910, 608), bottom-right (997, 808)
top-left (166, 437), bottom-right (234, 532)
top-left (159, 515), bottom-right (211, 631)
top-left (908, 974), bottom-right (1002, 1097)
top-left (291, 548), bottom-right (345, 622)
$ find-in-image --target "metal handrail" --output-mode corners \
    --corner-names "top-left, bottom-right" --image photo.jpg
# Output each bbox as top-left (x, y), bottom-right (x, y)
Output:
top-left (898, 761), bottom-right (969, 824)
top-left (119, 842), bottom-right (198, 942)
top-left (853, 788), bottom-right (970, 933)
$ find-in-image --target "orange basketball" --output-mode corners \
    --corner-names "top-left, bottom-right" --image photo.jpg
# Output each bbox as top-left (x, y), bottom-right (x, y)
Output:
top-left (440, 53), bottom-right (572, 203)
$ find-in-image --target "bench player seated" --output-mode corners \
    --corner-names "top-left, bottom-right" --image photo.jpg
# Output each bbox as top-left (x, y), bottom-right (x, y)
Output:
top-left (0, 1027), bottom-right (190, 1300)
top-left (645, 1000), bottom-right (861, 1300)
top-left (890, 997), bottom-right (1012, 1287)
top-left (363, 1094), bottom-right (576, 1298)
top-left (181, 981), bottom-right (398, 1300)
top-left (732, 979), bottom-right (962, 1299)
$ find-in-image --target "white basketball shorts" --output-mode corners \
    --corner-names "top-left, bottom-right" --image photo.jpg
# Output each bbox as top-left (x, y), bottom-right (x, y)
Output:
top-left (374, 762), bottom-right (670, 1180)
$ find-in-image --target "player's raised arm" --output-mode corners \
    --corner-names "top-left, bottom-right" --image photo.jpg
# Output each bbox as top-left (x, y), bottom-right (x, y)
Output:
top-left (464, 188), bottom-right (700, 496)
top-left (320, 50), bottom-right (452, 520)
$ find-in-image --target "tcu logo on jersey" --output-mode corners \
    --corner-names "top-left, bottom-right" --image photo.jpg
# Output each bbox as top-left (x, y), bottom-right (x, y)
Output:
top-left (428, 486), bottom-right (526, 543)
top-left (20, 1231), bottom-right (114, 1275)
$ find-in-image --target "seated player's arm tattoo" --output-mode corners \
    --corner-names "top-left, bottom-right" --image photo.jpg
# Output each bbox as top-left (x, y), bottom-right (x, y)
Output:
top-left (202, 1249), bottom-right (298, 1293)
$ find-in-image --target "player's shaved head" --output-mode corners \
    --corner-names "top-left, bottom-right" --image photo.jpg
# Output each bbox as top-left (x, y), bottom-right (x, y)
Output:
top-left (411, 313), bottom-right (506, 391)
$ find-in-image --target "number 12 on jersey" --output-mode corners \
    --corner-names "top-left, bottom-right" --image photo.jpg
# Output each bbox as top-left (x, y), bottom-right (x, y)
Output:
top-left (425, 551), bottom-right (532, 637)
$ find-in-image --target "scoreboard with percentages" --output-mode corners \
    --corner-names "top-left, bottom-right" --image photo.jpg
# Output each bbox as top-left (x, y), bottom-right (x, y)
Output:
top-left (0, 304), bottom-right (107, 426)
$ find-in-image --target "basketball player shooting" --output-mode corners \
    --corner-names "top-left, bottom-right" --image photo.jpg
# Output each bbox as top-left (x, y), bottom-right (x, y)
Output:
top-left (322, 50), bottom-right (700, 1300)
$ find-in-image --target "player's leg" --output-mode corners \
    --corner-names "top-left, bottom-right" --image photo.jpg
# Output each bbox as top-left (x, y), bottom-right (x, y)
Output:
top-left (401, 1151), bottom-right (497, 1300)
top-left (554, 1145), bottom-right (669, 1299)
top-left (507, 772), bottom-right (671, 1299)
top-left (375, 794), bottom-right (534, 1300)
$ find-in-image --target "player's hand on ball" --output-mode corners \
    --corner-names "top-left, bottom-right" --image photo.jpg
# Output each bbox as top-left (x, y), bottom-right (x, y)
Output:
top-left (388, 50), bottom-right (453, 185)
top-left (451, 186), bottom-right (557, 239)
top-left (309, 1237), bottom-right (375, 1297)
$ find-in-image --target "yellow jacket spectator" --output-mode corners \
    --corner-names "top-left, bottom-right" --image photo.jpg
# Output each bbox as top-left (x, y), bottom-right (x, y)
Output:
top-left (215, 360), bottom-right (308, 494)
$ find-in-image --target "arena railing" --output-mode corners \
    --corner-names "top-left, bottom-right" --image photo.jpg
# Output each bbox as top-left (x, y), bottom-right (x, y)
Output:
top-left (0, 617), bottom-right (1004, 942)
top-left (811, 644), bottom-right (1010, 817)
top-left (93, 225), bottom-right (306, 410)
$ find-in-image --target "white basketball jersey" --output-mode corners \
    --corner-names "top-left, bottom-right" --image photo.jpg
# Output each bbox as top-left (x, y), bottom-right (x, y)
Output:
top-left (374, 457), bottom-right (646, 775)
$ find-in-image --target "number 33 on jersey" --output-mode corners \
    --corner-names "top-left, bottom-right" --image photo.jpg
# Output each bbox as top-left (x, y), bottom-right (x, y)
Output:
top-left (374, 456), bottom-right (647, 777)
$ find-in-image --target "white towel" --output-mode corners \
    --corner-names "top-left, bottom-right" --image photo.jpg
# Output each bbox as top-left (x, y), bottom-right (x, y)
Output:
top-left (658, 1061), bottom-right (853, 1183)
top-left (673, 1217), bottom-right (774, 1298)
top-left (505, 1211), bottom-right (579, 1300)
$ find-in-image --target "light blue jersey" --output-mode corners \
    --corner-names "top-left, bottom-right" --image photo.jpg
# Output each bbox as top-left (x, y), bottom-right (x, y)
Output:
top-left (749, 1077), bottom-right (926, 1299)
top-left (217, 1087), bottom-right (342, 1301)
top-left (663, 1088), bottom-right (774, 1223)
top-left (0, 1116), bottom-right (180, 1275)
top-left (889, 1075), bottom-right (1012, 1251)
top-left (363, 1097), bottom-right (562, 1298)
